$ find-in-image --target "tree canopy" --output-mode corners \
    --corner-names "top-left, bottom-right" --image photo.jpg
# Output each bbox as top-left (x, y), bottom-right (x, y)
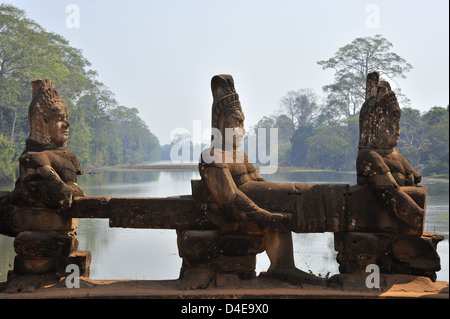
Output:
top-left (0, 4), bottom-right (160, 183)
top-left (253, 35), bottom-right (447, 175)
top-left (317, 34), bottom-right (413, 119)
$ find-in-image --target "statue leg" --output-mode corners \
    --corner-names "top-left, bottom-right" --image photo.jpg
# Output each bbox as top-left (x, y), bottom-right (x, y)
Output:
top-left (265, 231), bottom-right (325, 286)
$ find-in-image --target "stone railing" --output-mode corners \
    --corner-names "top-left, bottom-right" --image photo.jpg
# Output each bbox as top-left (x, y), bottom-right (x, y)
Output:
top-left (0, 179), bottom-right (443, 292)
top-left (0, 73), bottom-right (444, 293)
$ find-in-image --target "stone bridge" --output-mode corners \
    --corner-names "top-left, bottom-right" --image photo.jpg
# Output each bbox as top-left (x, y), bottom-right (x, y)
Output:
top-left (0, 73), bottom-right (445, 295)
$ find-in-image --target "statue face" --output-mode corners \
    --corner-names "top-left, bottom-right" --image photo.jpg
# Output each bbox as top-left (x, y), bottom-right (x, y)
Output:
top-left (372, 107), bottom-right (401, 149)
top-left (48, 110), bottom-right (70, 143)
top-left (383, 117), bottom-right (400, 148)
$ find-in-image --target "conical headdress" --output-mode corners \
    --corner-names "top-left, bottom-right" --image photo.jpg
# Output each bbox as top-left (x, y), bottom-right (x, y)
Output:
top-left (358, 71), bottom-right (401, 149)
top-left (27, 78), bottom-right (68, 151)
top-left (211, 74), bottom-right (244, 129)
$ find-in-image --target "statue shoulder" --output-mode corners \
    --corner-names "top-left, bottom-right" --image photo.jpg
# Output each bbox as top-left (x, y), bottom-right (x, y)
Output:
top-left (19, 149), bottom-right (83, 175)
top-left (356, 149), bottom-right (390, 176)
top-left (19, 151), bottom-right (51, 168)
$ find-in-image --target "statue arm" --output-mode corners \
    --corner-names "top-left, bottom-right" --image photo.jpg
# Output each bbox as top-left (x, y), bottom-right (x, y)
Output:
top-left (397, 151), bottom-right (421, 185)
top-left (200, 164), bottom-right (260, 213)
top-left (200, 164), bottom-right (288, 232)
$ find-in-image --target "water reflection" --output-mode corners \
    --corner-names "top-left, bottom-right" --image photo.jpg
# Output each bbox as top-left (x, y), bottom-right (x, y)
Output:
top-left (1, 170), bottom-right (448, 282)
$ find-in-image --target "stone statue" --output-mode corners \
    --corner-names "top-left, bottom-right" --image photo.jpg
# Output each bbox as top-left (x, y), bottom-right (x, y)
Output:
top-left (198, 74), bottom-right (325, 285)
top-left (356, 71), bottom-right (424, 228)
top-left (11, 78), bottom-right (85, 210)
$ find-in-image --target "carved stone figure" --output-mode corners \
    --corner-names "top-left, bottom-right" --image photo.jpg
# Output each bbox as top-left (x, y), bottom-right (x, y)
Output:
top-left (356, 71), bottom-right (424, 228)
top-left (11, 78), bottom-right (85, 210)
top-left (5, 79), bottom-right (90, 292)
top-left (333, 71), bottom-right (443, 281)
top-left (196, 74), bottom-right (325, 286)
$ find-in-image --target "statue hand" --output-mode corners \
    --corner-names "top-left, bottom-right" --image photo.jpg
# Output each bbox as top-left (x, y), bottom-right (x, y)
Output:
top-left (243, 209), bottom-right (291, 232)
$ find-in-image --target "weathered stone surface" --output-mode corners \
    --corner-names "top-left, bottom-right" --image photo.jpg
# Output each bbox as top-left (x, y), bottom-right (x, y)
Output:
top-left (10, 78), bottom-right (85, 210)
top-left (13, 255), bottom-right (57, 274)
top-left (177, 230), bottom-right (219, 265)
top-left (14, 230), bottom-right (78, 258)
top-left (197, 74), bottom-right (324, 285)
top-left (4, 79), bottom-right (89, 288)
top-left (218, 233), bottom-right (265, 256)
top-left (345, 185), bottom-right (425, 235)
top-left (6, 271), bottom-right (60, 293)
top-left (68, 196), bottom-right (110, 218)
top-left (357, 72), bottom-right (424, 229)
top-left (0, 191), bottom-right (14, 236)
top-left (390, 232), bottom-right (443, 273)
top-left (215, 254), bottom-right (256, 274)
top-left (334, 231), bottom-right (443, 281)
top-left (239, 182), bottom-right (348, 233)
top-left (109, 196), bottom-right (215, 230)
top-left (9, 206), bottom-right (77, 233)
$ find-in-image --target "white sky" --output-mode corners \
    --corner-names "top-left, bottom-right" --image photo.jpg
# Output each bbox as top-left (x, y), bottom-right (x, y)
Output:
top-left (6, 0), bottom-right (450, 144)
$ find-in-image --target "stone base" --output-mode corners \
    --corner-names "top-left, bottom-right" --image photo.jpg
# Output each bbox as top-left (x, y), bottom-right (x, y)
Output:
top-left (6, 271), bottom-right (60, 293)
top-left (327, 273), bottom-right (449, 295)
top-left (334, 231), bottom-right (444, 281)
top-left (13, 250), bottom-right (91, 277)
top-left (1, 274), bottom-right (448, 299)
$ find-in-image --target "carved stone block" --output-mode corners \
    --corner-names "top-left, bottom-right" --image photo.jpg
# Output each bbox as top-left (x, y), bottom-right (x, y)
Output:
top-left (14, 230), bottom-right (78, 258)
top-left (10, 206), bottom-right (77, 233)
top-left (177, 230), bottom-right (219, 266)
top-left (334, 231), bottom-right (443, 281)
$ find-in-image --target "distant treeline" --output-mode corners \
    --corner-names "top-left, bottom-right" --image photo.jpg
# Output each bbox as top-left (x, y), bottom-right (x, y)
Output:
top-left (250, 105), bottom-right (449, 175)
top-left (0, 5), bottom-right (160, 183)
top-left (248, 34), bottom-right (449, 176)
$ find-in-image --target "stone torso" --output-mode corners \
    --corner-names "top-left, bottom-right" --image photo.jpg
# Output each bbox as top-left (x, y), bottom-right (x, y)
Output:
top-left (357, 148), bottom-right (419, 187)
top-left (19, 149), bottom-right (83, 184)
top-left (200, 148), bottom-right (264, 188)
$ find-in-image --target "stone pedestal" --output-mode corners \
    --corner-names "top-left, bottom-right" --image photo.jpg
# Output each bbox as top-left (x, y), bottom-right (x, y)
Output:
top-left (177, 230), bottom-right (266, 287)
top-left (7, 206), bottom-right (91, 292)
top-left (334, 231), bottom-right (443, 281)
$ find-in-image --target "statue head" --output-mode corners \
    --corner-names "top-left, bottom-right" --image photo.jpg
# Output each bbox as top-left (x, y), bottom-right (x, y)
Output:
top-left (27, 79), bottom-right (70, 151)
top-left (211, 74), bottom-right (245, 149)
top-left (358, 72), bottom-right (401, 150)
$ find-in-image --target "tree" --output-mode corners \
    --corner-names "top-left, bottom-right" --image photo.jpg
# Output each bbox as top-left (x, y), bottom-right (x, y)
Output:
top-left (318, 35), bottom-right (413, 119)
top-left (0, 4), bottom-right (92, 142)
top-left (421, 107), bottom-right (449, 176)
top-left (306, 125), bottom-right (354, 171)
top-left (0, 5), bottom-right (163, 179)
top-left (278, 88), bottom-right (320, 130)
top-left (397, 107), bottom-right (429, 170)
top-left (108, 105), bottom-right (161, 164)
top-left (289, 124), bottom-right (315, 167)
top-left (0, 134), bottom-right (15, 183)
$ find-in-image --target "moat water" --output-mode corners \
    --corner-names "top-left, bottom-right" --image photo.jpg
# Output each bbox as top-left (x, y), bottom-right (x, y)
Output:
top-left (1, 169), bottom-right (448, 282)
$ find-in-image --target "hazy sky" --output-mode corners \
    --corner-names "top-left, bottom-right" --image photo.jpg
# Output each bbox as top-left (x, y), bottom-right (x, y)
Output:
top-left (6, 0), bottom-right (449, 144)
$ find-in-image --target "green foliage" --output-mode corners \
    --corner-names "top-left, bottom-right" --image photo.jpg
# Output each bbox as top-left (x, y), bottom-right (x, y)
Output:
top-left (0, 4), bottom-right (161, 181)
top-left (317, 34), bottom-right (413, 119)
top-left (0, 134), bottom-right (16, 183)
top-left (254, 35), bottom-right (447, 175)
